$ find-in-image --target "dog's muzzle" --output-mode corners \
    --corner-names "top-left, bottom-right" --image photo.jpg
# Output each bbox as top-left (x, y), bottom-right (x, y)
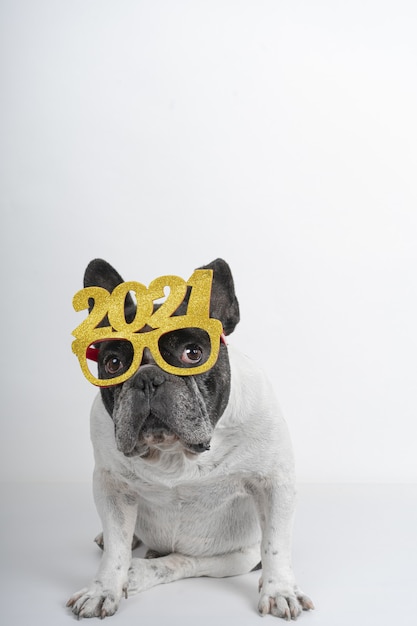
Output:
top-left (112, 366), bottom-right (214, 458)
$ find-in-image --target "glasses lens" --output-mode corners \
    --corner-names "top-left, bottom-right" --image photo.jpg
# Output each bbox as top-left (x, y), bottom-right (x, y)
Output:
top-left (158, 328), bottom-right (213, 370)
top-left (87, 339), bottom-right (135, 384)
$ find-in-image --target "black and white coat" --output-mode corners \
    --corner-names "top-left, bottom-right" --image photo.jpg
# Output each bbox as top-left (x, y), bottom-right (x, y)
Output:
top-left (67, 258), bottom-right (313, 620)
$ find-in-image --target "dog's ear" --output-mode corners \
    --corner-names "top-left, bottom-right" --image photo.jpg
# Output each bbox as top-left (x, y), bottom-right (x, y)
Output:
top-left (83, 258), bottom-right (239, 334)
top-left (83, 259), bottom-right (135, 319)
top-left (198, 258), bottom-right (240, 335)
top-left (84, 258), bottom-right (126, 291)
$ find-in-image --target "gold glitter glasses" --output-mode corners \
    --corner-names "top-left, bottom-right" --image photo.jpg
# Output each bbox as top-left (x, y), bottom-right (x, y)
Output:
top-left (72, 270), bottom-right (224, 386)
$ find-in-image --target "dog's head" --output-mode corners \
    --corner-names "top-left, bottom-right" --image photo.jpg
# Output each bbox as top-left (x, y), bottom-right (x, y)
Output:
top-left (82, 258), bottom-right (240, 460)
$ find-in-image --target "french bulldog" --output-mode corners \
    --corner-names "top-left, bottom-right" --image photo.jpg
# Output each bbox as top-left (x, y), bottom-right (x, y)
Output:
top-left (67, 258), bottom-right (313, 620)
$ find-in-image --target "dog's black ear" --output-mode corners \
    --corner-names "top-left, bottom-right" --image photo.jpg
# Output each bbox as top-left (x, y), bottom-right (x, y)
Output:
top-left (83, 259), bottom-right (135, 318)
top-left (199, 258), bottom-right (240, 335)
top-left (84, 259), bottom-right (125, 291)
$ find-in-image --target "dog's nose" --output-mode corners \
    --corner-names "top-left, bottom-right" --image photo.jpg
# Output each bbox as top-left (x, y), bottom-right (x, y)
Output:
top-left (188, 442), bottom-right (211, 454)
top-left (131, 363), bottom-right (165, 390)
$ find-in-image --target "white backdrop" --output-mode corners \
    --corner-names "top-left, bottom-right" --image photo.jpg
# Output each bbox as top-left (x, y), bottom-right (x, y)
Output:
top-left (1, 0), bottom-right (416, 484)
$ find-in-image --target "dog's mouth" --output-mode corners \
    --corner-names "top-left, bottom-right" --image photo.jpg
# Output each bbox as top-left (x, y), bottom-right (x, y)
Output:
top-left (112, 379), bottom-right (214, 461)
top-left (121, 423), bottom-right (210, 462)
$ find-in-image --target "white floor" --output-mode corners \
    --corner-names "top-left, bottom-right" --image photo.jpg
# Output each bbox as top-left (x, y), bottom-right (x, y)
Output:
top-left (1, 483), bottom-right (415, 626)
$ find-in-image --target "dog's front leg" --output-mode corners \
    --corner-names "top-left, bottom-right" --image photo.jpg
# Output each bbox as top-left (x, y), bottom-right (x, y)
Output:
top-left (252, 480), bottom-right (314, 620)
top-left (67, 469), bottom-right (138, 619)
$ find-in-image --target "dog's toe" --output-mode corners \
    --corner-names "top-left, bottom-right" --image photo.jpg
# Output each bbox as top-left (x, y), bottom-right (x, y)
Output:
top-left (258, 594), bottom-right (289, 619)
top-left (297, 593), bottom-right (315, 611)
top-left (67, 586), bottom-right (120, 619)
top-left (258, 593), bottom-right (296, 620)
top-left (258, 587), bottom-right (314, 620)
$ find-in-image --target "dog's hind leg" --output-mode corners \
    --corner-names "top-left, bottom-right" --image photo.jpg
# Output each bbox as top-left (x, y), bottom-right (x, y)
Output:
top-left (127, 545), bottom-right (260, 595)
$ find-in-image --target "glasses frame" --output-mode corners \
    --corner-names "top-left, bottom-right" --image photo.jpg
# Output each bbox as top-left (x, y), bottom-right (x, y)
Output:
top-left (72, 315), bottom-right (223, 387)
top-left (72, 269), bottom-right (225, 387)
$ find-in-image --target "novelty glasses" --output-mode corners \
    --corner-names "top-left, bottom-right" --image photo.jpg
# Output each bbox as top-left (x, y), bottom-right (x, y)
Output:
top-left (72, 270), bottom-right (224, 386)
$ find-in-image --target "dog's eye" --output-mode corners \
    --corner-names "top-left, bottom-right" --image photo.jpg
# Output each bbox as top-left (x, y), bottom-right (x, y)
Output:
top-left (104, 356), bottom-right (124, 375)
top-left (181, 344), bottom-right (203, 364)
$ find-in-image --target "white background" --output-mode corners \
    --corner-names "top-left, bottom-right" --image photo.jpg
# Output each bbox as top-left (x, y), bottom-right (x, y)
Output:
top-left (1, 0), bottom-right (417, 485)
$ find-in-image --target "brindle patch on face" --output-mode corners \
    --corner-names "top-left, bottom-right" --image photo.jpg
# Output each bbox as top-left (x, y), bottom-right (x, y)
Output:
top-left (100, 342), bottom-right (231, 462)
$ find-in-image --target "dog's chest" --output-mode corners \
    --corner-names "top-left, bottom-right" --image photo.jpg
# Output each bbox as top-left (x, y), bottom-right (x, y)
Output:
top-left (119, 455), bottom-right (261, 556)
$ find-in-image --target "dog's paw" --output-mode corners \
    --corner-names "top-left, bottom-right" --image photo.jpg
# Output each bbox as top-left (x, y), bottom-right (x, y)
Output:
top-left (258, 579), bottom-right (314, 620)
top-left (66, 582), bottom-right (125, 619)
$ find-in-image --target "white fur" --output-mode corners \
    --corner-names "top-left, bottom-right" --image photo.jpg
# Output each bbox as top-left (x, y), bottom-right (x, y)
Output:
top-left (67, 346), bottom-right (313, 620)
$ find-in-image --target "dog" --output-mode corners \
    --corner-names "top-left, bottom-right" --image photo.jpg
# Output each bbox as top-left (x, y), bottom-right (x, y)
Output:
top-left (67, 258), bottom-right (313, 620)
